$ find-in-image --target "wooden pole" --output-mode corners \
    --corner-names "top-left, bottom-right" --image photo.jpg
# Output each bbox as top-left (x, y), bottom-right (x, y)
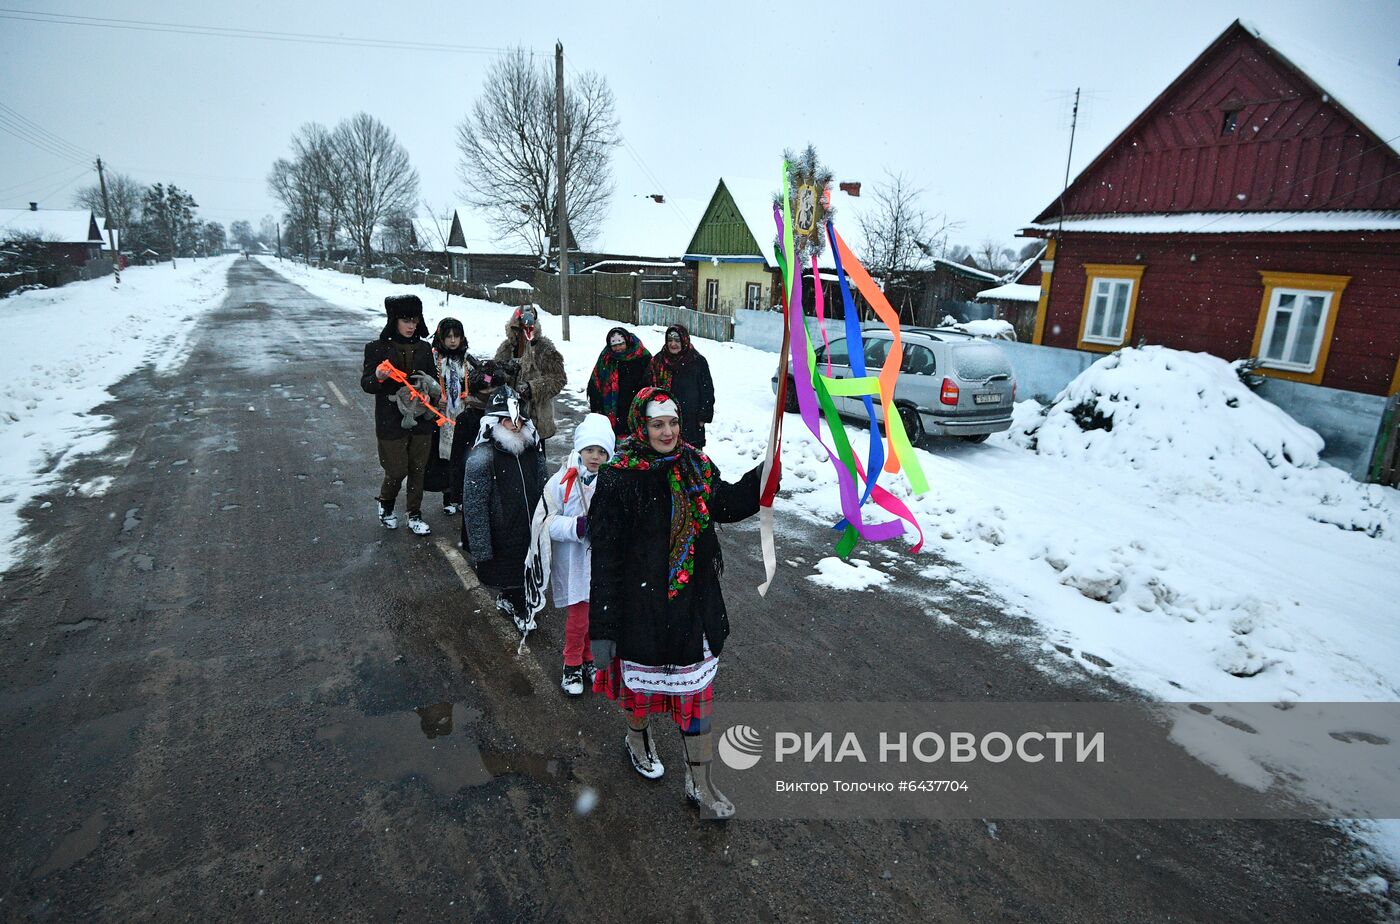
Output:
top-left (95, 157), bottom-right (120, 285)
top-left (555, 40), bottom-right (570, 341)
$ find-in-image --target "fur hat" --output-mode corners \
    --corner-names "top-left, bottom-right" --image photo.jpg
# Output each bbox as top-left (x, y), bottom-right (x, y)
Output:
top-left (385, 294), bottom-right (429, 339)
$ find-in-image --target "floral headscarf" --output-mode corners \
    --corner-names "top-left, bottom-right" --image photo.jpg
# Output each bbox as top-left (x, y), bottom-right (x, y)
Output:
top-left (609, 386), bottom-right (713, 598)
top-left (647, 324), bottom-right (697, 390)
top-left (589, 327), bottom-right (651, 431)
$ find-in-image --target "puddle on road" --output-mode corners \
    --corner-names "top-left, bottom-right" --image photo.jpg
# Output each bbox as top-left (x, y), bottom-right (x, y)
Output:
top-left (317, 702), bottom-right (569, 795)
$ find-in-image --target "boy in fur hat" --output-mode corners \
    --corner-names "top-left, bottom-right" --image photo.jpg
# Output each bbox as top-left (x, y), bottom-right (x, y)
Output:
top-left (462, 386), bottom-right (547, 629)
top-left (360, 294), bottom-right (438, 535)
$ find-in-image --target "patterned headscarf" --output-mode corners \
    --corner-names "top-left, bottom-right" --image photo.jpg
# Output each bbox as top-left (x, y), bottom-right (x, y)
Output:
top-left (589, 327), bottom-right (651, 431)
top-left (609, 386), bottom-right (713, 598)
top-left (647, 324), bottom-right (697, 390)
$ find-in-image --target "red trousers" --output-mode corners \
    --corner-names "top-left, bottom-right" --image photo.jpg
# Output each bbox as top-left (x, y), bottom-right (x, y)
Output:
top-left (563, 601), bottom-right (592, 667)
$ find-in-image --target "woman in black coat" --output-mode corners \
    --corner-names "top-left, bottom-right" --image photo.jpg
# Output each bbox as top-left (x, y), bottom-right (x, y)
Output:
top-left (589, 387), bottom-right (771, 820)
top-left (645, 324), bottom-right (715, 448)
top-left (586, 327), bottom-right (652, 436)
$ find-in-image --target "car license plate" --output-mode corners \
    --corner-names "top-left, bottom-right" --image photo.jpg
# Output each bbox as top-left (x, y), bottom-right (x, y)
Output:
top-left (974, 393), bottom-right (1002, 405)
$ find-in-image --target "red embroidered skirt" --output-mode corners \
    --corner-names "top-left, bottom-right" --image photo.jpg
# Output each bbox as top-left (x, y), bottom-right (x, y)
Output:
top-left (594, 658), bottom-right (714, 728)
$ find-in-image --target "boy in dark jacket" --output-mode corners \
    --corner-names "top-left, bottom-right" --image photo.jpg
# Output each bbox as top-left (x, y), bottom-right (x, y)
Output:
top-left (360, 294), bottom-right (438, 535)
top-left (462, 386), bottom-right (547, 632)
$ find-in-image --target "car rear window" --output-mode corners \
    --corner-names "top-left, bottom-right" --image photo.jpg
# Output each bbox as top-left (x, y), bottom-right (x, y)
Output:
top-left (953, 344), bottom-right (1012, 380)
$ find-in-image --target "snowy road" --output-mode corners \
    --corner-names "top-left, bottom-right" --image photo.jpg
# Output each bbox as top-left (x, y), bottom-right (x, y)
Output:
top-left (0, 259), bottom-right (1385, 921)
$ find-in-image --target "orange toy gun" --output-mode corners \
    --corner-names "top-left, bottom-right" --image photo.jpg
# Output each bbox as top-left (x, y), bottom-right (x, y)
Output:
top-left (376, 359), bottom-right (450, 427)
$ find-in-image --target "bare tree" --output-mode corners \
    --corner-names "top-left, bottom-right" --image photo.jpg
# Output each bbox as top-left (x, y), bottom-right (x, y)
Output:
top-left (857, 171), bottom-right (959, 320)
top-left (975, 238), bottom-right (1017, 274)
top-left (334, 112), bottom-right (419, 277)
top-left (268, 154), bottom-right (321, 259)
top-left (72, 171), bottom-right (143, 233)
top-left (292, 122), bottom-right (346, 260)
top-left (456, 47), bottom-right (619, 259)
top-left (230, 220), bottom-right (256, 251)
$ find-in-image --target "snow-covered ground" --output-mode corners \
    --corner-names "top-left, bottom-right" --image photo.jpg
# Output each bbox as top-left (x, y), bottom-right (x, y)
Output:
top-left (274, 259), bottom-right (1400, 873)
top-left (0, 256), bottom-right (236, 573)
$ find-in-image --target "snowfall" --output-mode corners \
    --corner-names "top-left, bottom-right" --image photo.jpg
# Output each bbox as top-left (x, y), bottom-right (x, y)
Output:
top-left (2, 255), bottom-right (1396, 881)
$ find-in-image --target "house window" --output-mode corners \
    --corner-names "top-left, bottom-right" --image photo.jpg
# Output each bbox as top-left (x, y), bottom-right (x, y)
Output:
top-left (705, 278), bottom-right (719, 312)
top-left (1077, 264), bottom-right (1145, 351)
top-left (745, 282), bottom-right (762, 310)
top-left (1251, 271), bottom-right (1349, 385)
top-left (1221, 110), bottom-right (1238, 135)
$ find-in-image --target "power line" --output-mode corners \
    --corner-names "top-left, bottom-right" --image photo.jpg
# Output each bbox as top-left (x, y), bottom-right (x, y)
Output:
top-left (0, 8), bottom-right (522, 55)
top-left (0, 101), bottom-right (95, 160)
top-left (0, 113), bottom-right (90, 164)
top-left (0, 162), bottom-right (82, 196)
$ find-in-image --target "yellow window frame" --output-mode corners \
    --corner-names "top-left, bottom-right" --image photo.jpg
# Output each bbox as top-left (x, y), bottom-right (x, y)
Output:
top-left (1251, 271), bottom-right (1350, 386)
top-left (1077, 264), bottom-right (1145, 352)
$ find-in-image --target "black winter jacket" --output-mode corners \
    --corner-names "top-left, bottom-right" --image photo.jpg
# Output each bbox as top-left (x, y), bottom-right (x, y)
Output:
top-left (589, 459), bottom-right (761, 665)
top-left (462, 432), bottom-right (547, 589)
top-left (587, 352), bottom-right (652, 436)
top-left (650, 355), bottom-right (715, 448)
top-left (361, 329), bottom-right (437, 440)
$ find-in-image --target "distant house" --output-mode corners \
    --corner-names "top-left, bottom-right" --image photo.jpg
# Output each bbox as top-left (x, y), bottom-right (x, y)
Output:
top-left (1020, 19), bottom-right (1400, 398)
top-left (975, 244), bottom-right (1046, 340)
top-left (683, 178), bottom-right (782, 316)
top-left (0, 205), bottom-right (105, 266)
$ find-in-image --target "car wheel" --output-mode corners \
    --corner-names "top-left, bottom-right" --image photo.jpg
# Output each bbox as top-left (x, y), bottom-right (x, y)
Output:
top-left (897, 405), bottom-right (925, 446)
top-left (961, 433), bottom-right (990, 444)
top-left (783, 379), bottom-right (799, 413)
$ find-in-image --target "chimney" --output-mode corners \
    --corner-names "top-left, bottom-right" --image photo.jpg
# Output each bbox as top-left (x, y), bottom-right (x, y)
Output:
top-left (839, 182), bottom-right (861, 197)
top-left (29, 202), bottom-right (37, 211)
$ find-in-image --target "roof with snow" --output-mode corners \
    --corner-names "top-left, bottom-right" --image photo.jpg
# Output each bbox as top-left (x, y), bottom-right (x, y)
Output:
top-left (976, 282), bottom-right (1041, 302)
top-left (1239, 19), bottom-right (1400, 159)
top-left (1024, 210), bottom-right (1400, 235)
top-left (0, 208), bottom-right (103, 244)
top-left (1002, 243), bottom-right (1047, 283)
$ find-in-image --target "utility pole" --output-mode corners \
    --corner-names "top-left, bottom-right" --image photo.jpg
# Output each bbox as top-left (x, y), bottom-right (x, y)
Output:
top-left (1056, 87), bottom-right (1081, 242)
top-left (555, 40), bottom-right (570, 342)
top-left (95, 157), bottom-right (120, 286)
top-left (276, 222), bottom-right (283, 260)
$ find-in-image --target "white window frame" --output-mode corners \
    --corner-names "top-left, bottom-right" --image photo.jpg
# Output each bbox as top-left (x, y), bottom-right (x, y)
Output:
top-left (1258, 286), bottom-right (1333, 373)
top-left (745, 282), bottom-right (762, 310)
top-left (1083, 276), bottom-right (1135, 345)
top-left (705, 278), bottom-right (719, 312)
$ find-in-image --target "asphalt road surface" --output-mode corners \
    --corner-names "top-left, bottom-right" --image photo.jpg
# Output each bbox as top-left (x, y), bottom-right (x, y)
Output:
top-left (0, 260), bottom-right (1384, 922)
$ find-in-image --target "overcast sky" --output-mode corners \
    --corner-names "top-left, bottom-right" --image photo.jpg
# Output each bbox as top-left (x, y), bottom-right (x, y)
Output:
top-left (2, 0), bottom-right (1396, 254)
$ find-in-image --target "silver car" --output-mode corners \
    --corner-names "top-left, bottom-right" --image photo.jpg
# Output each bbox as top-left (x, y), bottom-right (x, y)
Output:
top-left (773, 327), bottom-right (1016, 444)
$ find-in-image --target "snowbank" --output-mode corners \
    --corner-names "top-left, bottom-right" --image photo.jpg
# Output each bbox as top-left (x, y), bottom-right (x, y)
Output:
top-left (0, 256), bottom-right (236, 572)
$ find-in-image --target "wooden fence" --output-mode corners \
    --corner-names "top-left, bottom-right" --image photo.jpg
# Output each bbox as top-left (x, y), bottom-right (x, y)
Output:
top-left (1, 260), bottom-right (114, 298)
top-left (638, 300), bottom-right (734, 342)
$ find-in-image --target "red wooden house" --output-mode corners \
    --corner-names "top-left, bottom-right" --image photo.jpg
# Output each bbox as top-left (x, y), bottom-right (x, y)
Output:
top-left (1021, 20), bottom-right (1400, 398)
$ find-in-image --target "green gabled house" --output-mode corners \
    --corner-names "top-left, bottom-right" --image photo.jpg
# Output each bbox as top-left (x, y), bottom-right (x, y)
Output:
top-left (683, 177), bottom-right (782, 317)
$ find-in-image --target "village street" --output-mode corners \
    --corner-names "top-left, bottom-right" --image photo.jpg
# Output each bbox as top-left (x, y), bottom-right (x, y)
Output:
top-left (0, 258), bottom-right (1385, 921)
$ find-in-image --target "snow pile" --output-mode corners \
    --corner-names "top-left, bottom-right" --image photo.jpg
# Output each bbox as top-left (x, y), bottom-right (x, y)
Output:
top-left (0, 256), bottom-right (235, 571)
top-left (806, 556), bottom-right (891, 592)
top-left (1012, 346), bottom-right (1391, 536)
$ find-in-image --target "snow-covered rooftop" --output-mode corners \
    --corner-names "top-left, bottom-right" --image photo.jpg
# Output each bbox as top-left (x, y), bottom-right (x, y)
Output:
top-left (1024, 210), bottom-right (1400, 235)
top-left (1242, 19), bottom-right (1400, 158)
top-left (0, 208), bottom-right (102, 244)
top-left (976, 282), bottom-right (1041, 302)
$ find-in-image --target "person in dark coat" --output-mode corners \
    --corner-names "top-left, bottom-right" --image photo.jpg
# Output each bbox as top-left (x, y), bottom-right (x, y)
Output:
top-left (426, 317), bottom-right (471, 516)
top-left (645, 324), bottom-right (715, 448)
top-left (587, 327), bottom-right (652, 437)
top-left (462, 386), bottom-right (547, 632)
top-left (589, 386), bottom-right (773, 820)
top-left (492, 305), bottom-right (567, 444)
top-left (360, 294), bottom-right (437, 535)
